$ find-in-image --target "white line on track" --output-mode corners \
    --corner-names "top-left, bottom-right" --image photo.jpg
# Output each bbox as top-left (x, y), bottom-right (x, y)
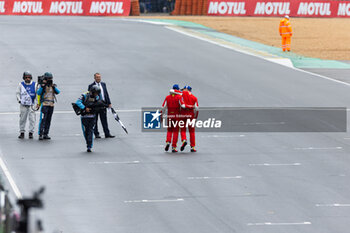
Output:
top-left (247, 222), bottom-right (311, 226)
top-left (124, 198), bottom-right (184, 203)
top-left (188, 176), bottom-right (242, 180)
top-left (241, 122), bottom-right (285, 125)
top-left (294, 147), bottom-right (342, 150)
top-left (201, 135), bottom-right (245, 138)
top-left (60, 134), bottom-right (82, 137)
top-left (2, 108), bottom-right (349, 115)
top-left (329, 174), bottom-right (347, 177)
top-left (89, 161), bottom-right (140, 165)
top-left (0, 149), bottom-right (22, 199)
top-left (120, 18), bottom-right (172, 26)
top-left (249, 163), bottom-right (301, 166)
top-left (0, 109), bottom-right (141, 115)
top-left (316, 204), bottom-right (350, 207)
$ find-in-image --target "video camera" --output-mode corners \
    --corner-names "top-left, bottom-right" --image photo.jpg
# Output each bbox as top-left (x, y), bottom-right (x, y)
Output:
top-left (37, 75), bottom-right (54, 87)
top-left (16, 187), bottom-right (45, 233)
top-left (72, 100), bottom-right (108, 116)
top-left (17, 187), bottom-right (44, 209)
top-left (84, 100), bottom-right (109, 114)
top-left (37, 75), bottom-right (45, 86)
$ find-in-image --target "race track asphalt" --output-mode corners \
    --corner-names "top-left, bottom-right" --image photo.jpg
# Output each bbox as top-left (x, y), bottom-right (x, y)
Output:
top-left (1, 16), bottom-right (350, 233)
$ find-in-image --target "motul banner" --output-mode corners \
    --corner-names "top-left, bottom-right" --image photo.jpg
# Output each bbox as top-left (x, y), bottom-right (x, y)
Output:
top-left (207, 0), bottom-right (350, 17)
top-left (0, 0), bottom-right (131, 16)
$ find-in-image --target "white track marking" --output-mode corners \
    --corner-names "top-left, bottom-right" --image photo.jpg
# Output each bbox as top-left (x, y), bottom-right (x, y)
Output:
top-left (137, 20), bottom-right (172, 25)
top-left (329, 174), bottom-right (347, 177)
top-left (124, 198), bottom-right (184, 203)
top-left (294, 147), bottom-right (342, 150)
top-left (249, 163), bottom-right (301, 166)
top-left (120, 18), bottom-right (172, 25)
top-left (146, 145), bottom-right (164, 148)
top-left (89, 161), bottom-right (140, 165)
top-left (0, 149), bottom-right (22, 199)
top-left (247, 222), bottom-right (311, 226)
top-left (0, 109), bottom-right (141, 115)
top-left (316, 204), bottom-right (350, 207)
top-left (61, 134), bottom-right (82, 137)
top-left (188, 176), bottom-right (242, 180)
top-left (241, 122), bottom-right (285, 125)
top-left (266, 58), bottom-right (294, 67)
top-left (201, 135), bottom-right (245, 138)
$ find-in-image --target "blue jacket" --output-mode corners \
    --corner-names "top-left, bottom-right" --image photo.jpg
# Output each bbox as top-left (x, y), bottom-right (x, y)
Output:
top-left (76, 93), bottom-right (89, 110)
top-left (76, 93), bottom-right (102, 118)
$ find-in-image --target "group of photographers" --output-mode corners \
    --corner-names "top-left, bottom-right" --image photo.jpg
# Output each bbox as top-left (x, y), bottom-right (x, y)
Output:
top-left (16, 72), bottom-right (114, 152)
top-left (16, 71), bottom-right (59, 140)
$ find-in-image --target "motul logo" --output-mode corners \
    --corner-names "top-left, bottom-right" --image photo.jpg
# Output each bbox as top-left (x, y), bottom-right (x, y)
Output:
top-left (49, 1), bottom-right (83, 14)
top-left (0, 1), bottom-right (5, 13)
top-left (338, 3), bottom-right (350, 16)
top-left (12, 1), bottom-right (43, 13)
top-left (89, 1), bottom-right (124, 14)
top-left (208, 2), bottom-right (246, 15)
top-left (297, 2), bottom-right (331, 16)
top-left (254, 2), bottom-right (290, 15)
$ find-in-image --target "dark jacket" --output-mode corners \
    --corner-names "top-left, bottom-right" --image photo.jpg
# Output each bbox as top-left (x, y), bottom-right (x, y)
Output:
top-left (88, 82), bottom-right (111, 105)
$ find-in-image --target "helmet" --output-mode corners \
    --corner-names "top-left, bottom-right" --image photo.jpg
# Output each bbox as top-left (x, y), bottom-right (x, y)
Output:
top-left (172, 84), bottom-right (180, 90)
top-left (183, 85), bottom-right (192, 91)
top-left (23, 71), bottom-right (32, 80)
top-left (44, 72), bottom-right (53, 80)
top-left (284, 15), bottom-right (289, 19)
top-left (90, 85), bottom-right (101, 95)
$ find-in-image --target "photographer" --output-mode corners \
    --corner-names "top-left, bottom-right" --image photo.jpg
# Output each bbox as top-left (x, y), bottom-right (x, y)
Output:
top-left (36, 72), bottom-right (60, 140)
top-left (75, 85), bottom-right (107, 152)
top-left (16, 71), bottom-right (37, 139)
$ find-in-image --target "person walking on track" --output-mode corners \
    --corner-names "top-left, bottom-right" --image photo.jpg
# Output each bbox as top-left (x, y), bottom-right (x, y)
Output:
top-left (76, 85), bottom-right (107, 152)
top-left (162, 87), bottom-right (182, 153)
top-left (180, 86), bottom-right (198, 152)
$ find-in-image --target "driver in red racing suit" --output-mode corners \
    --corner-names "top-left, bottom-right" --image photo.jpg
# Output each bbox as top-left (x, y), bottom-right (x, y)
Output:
top-left (180, 86), bottom-right (198, 152)
top-left (161, 88), bottom-right (182, 153)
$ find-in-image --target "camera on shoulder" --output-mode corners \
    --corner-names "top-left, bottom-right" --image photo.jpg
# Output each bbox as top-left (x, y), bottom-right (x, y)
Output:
top-left (37, 75), bottom-right (45, 86)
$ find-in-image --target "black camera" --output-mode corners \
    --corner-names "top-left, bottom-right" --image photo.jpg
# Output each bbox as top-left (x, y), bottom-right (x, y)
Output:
top-left (17, 187), bottom-right (44, 209)
top-left (37, 75), bottom-right (45, 85)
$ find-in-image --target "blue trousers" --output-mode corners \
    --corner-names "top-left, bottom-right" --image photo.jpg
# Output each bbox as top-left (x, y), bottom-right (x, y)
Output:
top-left (39, 106), bottom-right (54, 136)
top-left (81, 117), bottom-right (96, 149)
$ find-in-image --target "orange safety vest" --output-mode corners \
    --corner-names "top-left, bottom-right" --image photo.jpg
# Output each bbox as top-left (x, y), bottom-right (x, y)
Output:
top-left (279, 18), bottom-right (292, 37)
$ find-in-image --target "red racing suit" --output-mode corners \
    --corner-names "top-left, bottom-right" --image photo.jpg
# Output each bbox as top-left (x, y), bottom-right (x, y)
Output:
top-left (180, 91), bottom-right (199, 147)
top-left (162, 93), bottom-right (182, 148)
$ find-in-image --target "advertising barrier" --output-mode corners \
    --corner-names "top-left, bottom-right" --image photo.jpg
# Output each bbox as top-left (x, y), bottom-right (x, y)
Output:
top-left (0, 0), bottom-right (131, 16)
top-left (207, 0), bottom-right (350, 17)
